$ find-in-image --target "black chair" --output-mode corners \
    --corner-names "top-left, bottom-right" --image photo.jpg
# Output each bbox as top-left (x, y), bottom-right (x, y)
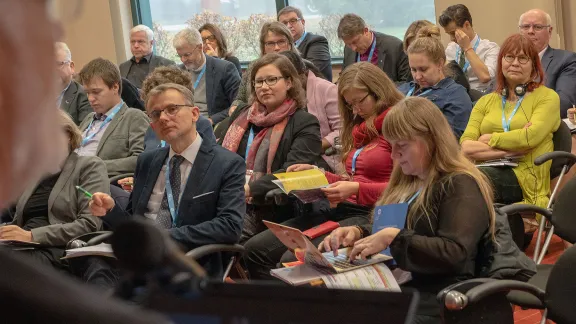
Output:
top-left (186, 244), bottom-right (247, 282)
top-left (489, 177), bottom-right (576, 312)
top-left (531, 122), bottom-right (576, 262)
top-left (438, 245), bottom-right (576, 324)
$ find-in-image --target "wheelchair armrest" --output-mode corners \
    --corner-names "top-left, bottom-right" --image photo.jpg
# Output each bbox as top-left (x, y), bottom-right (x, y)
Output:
top-left (535, 151), bottom-right (576, 167)
top-left (185, 244), bottom-right (245, 260)
top-left (264, 188), bottom-right (290, 206)
top-left (498, 204), bottom-right (552, 219)
top-left (441, 279), bottom-right (545, 310)
top-left (66, 231), bottom-right (113, 249)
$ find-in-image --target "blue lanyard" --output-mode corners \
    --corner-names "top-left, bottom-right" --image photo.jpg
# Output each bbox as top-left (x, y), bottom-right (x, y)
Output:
top-left (406, 85), bottom-right (433, 97)
top-left (351, 146), bottom-right (366, 179)
top-left (406, 190), bottom-right (421, 205)
top-left (164, 155), bottom-right (183, 227)
top-left (501, 96), bottom-right (525, 132)
top-left (193, 63), bottom-right (207, 90)
top-left (295, 31), bottom-right (307, 47)
top-left (456, 36), bottom-right (481, 72)
top-left (81, 101), bottom-right (124, 146)
top-left (356, 33), bottom-right (376, 63)
top-left (245, 127), bottom-right (255, 159)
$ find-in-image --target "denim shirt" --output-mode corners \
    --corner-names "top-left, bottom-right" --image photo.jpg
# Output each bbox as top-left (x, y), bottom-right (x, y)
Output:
top-left (398, 77), bottom-right (472, 139)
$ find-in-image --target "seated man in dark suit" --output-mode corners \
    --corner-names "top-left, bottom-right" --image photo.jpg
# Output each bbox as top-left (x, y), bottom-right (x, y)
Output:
top-left (119, 25), bottom-right (175, 89)
top-left (173, 28), bottom-right (241, 125)
top-left (55, 42), bottom-right (92, 125)
top-left (520, 9), bottom-right (576, 118)
top-left (77, 58), bottom-right (150, 183)
top-left (90, 83), bottom-right (245, 278)
top-left (339, 13), bottom-right (410, 83)
top-left (278, 6), bottom-right (332, 81)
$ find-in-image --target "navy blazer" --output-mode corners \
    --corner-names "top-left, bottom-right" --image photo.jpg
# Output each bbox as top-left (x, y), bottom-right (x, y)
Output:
top-left (541, 46), bottom-right (576, 118)
top-left (297, 32), bottom-right (333, 82)
top-left (108, 135), bottom-right (246, 277)
top-left (179, 55), bottom-right (241, 124)
top-left (342, 31), bottom-right (410, 83)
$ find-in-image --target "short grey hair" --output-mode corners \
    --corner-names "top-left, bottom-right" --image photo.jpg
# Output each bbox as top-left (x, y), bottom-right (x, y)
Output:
top-left (519, 9), bottom-right (552, 26)
top-left (337, 14), bottom-right (367, 39)
top-left (54, 42), bottom-right (72, 62)
top-left (173, 28), bottom-right (202, 48)
top-left (131, 24), bottom-right (154, 41)
top-left (145, 83), bottom-right (195, 108)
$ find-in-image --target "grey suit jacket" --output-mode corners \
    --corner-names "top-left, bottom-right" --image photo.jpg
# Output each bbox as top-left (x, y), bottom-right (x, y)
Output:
top-left (541, 46), bottom-right (576, 118)
top-left (12, 153), bottom-right (109, 246)
top-left (60, 80), bottom-right (92, 126)
top-left (298, 32), bottom-right (333, 82)
top-left (342, 31), bottom-right (410, 83)
top-left (79, 103), bottom-right (149, 182)
top-left (118, 54), bottom-right (175, 87)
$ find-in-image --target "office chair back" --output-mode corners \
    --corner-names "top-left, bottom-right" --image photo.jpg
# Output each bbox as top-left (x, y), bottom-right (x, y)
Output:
top-left (550, 176), bottom-right (576, 243)
top-left (550, 122), bottom-right (572, 179)
top-left (545, 245), bottom-right (576, 324)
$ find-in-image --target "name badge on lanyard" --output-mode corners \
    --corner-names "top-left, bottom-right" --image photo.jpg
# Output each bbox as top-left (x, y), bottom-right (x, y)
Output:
top-left (406, 85), bottom-right (432, 97)
top-left (81, 101), bottom-right (124, 147)
top-left (356, 33), bottom-right (376, 63)
top-left (457, 36), bottom-right (481, 72)
top-left (501, 96), bottom-right (525, 132)
top-left (245, 128), bottom-right (255, 184)
top-left (350, 146), bottom-right (366, 181)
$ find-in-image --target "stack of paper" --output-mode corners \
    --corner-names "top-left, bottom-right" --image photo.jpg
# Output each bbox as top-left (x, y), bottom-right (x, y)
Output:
top-left (272, 169), bottom-right (329, 203)
top-left (563, 118), bottom-right (576, 134)
top-left (64, 243), bottom-right (115, 259)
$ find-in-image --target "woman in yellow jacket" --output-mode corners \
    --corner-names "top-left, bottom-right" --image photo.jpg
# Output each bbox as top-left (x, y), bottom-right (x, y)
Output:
top-left (461, 33), bottom-right (560, 210)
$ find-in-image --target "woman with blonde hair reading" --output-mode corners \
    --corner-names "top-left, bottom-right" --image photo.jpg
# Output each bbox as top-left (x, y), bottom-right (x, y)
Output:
top-left (321, 97), bottom-right (495, 323)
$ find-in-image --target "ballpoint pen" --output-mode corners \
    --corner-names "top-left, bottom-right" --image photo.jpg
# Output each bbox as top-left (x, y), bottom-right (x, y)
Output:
top-left (75, 185), bottom-right (93, 198)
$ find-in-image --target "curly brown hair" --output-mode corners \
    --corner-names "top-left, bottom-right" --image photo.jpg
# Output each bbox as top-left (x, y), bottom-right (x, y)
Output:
top-left (140, 66), bottom-right (194, 103)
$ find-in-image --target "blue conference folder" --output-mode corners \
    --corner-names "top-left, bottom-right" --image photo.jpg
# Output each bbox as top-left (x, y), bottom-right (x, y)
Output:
top-left (372, 203), bottom-right (409, 259)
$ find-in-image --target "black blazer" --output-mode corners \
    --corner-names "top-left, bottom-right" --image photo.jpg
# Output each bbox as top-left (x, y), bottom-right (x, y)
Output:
top-left (112, 136), bottom-right (246, 277)
top-left (118, 54), bottom-right (175, 88)
top-left (216, 103), bottom-right (322, 200)
top-left (121, 78), bottom-right (145, 110)
top-left (60, 80), bottom-right (92, 126)
top-left (298, 32), bottom-right (333, 82)
top-left (541, 46), bottom-right (576, 118)
top-left (178, 55), bottom-right (241, 124)
top-left (224, 55), bottom-right (242, 76)
top-left (342, 31), bottom-right (410, 83)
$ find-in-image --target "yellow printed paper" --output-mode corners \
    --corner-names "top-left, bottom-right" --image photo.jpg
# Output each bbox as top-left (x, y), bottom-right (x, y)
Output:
top-left (273, 169), bottom-right (329, 193)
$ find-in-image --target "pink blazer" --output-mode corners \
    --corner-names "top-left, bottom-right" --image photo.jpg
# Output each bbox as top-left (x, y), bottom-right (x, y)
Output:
top-left (306, 71), bottom-right (342, 171)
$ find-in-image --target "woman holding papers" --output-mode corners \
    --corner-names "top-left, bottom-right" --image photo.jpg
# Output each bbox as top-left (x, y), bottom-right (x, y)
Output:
top-left (0, 111), bottom-right (109, 269)
top-left (321, 97), bottom-right (495, 324)
top-left (460, 34), bottom-right (560, 209)
top-left (218, 53), bottom-right (321, 241)
top-left (244, 62), bottom-right (401, 279)
top-left (398, 25), bottom-right (472, 138)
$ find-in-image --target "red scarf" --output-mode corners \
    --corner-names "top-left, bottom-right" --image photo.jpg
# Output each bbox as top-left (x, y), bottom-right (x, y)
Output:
top-left (351, 108), bottom-right (390, 148)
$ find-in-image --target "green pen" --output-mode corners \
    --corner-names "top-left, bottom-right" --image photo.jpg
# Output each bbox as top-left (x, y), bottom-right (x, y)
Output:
top-left (75, 185), bottom-right (93, 198)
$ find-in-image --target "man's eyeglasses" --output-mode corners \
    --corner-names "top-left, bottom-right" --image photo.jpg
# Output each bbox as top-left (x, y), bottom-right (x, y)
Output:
top-left (503, 54), bottom-right (530, 64)
top-left (264, 39), bottom-right (288, 49)
top-left (202, 35), bottom-right (216, 43)
top-left (281, 18), bottom-right (302, 26)
top-left (56, 61), bottom-right (70, 68)
top-left (519, 24), bottom-right (550, 32)
top-left (253, 76), bottom-right (286, 88)
top-left (177, 46), bottom-right (202, 60)
top-left (345, 93), bottom-right (371, 110)
top-left (147, 104), bottom-right (191, 122)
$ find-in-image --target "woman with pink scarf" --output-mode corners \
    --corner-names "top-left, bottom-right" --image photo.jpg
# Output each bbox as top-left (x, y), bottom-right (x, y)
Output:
top-left (217, 53), bottom-right (322, 241)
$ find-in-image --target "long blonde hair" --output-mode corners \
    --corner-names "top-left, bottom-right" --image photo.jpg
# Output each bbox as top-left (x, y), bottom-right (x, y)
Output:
top-left (337, 62), bottom-right (404, 164)
top-left (377, 97), bottom-right (495, 236)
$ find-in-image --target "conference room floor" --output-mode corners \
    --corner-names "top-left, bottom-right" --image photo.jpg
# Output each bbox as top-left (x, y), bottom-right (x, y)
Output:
top-left (513, 233), bottom-right (564, 324)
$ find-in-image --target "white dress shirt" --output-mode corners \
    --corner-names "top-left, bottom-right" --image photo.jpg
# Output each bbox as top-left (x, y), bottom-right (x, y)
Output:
top-left (144, 133), bottom-right (203, 222)
top-left (445, 34), bottom-right (500, 92)
top-left (539, 46), bottom-right (548, 60)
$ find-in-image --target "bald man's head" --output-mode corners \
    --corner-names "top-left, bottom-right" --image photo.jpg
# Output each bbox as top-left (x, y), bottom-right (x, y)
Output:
top-left (519, 9), bottom-right (553, 52)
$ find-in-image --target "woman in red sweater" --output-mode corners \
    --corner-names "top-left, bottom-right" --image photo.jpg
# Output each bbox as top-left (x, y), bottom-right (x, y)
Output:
top-left (244, 62), bottom-right (403, 279)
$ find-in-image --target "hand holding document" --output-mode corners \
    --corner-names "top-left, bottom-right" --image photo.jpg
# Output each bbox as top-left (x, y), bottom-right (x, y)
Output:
top-left (272, 169), bottom-right (329, 203)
